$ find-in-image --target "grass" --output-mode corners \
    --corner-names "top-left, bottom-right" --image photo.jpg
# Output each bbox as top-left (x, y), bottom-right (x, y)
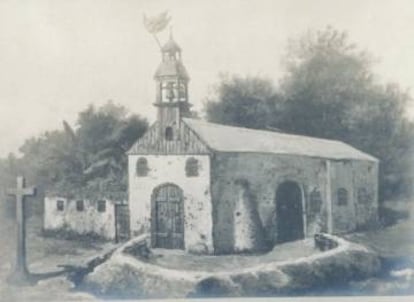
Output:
top-left (337, 200), bottom-right (414, 295)
top-left (2, 197), bottom-right (413, 298)
top-left (145, 239), bottom-right (320, 272)
top-left (23, 216), bottom-right (114, 273)
top-left (0, 210), bottom-right (116, 301)
top-left (42, 227), bottom-right (109, 246)
top-left (346, 201), bottom-right (414, 259)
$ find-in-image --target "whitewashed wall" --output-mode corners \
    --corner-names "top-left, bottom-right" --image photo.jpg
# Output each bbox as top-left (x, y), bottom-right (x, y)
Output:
top-left (44, 197), bottom-right (117, 240)
top-left (128, 154), bottom-right (213, 254)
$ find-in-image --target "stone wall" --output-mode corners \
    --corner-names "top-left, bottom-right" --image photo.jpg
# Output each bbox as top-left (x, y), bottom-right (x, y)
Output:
top-left (210, 153), bottom-right (329, 254)
top-left (128, 154), bottom-right (214, 254)
top-left (43, 197), bottom-right (117, 240)
top-left (80, 234), bottom-right (381, 299)
top-left (330, 160), bottom-right (379, 233)
top-left (210, 152), bottom-right (378, 254)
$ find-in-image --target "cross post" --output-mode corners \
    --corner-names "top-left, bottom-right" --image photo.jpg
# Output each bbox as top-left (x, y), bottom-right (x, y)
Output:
top-left (6, 176), bottom-right (36, 284)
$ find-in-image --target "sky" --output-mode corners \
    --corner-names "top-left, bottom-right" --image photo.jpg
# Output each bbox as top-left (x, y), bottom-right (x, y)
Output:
top-left (1, 0), bottom-right (414, 157)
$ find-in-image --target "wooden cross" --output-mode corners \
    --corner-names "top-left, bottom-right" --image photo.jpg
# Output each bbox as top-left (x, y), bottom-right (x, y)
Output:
top-left (7, 176), bottom-right (36, 282)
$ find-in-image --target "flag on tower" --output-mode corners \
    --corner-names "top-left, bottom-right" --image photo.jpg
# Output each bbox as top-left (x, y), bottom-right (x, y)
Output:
top-left (143, 11), bottom-right (171, 34)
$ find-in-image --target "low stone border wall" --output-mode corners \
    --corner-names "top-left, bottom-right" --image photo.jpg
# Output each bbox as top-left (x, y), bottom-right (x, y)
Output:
top-left (80, 234), bottom-right (381, 299)
top-left (314, 233), bottom-right (339, 251)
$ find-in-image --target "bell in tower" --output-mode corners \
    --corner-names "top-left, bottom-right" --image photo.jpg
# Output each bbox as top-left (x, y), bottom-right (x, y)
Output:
top-left (154, 32), bottom-right (191, 140)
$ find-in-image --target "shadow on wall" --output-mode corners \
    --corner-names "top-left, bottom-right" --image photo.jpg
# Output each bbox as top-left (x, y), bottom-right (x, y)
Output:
top-left (214, 179), bottom-right (269, 254)
top-left (212, 178), bottom-right (235, 254)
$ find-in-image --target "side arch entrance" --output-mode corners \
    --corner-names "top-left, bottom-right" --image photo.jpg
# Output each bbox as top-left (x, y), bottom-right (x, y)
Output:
top-left (151, 183), bottom-right (184, 249)
top-left (275, 181), bottom-right (304, 243)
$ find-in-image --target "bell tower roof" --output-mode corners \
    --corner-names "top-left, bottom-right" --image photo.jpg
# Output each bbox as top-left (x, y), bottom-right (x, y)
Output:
top-left (154, 60), bottom-right (189, 80)
top-left (161, 35), bottom-right (182, 53)
top-left (154, 34), bottom-right (189, 81)
top-left (153, 32), bottom-right (191, 122)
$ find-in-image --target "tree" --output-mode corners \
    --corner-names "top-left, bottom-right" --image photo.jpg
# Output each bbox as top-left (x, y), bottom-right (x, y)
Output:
top-left (204, 27), bottom-right (414, 201)
top-left (280, 27), bottom-right (375, 138)
top-left (16, 102), bottom-right (148, 201)
top-left (204, 74), bottom-right (282, 130)
top-left (280, 27), bottom-right (414, 201)
top-left (78, 103), bottom-right (148, 199)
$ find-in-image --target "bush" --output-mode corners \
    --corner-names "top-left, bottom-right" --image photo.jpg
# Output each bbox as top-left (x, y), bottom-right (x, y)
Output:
top-left (42, 225), bottom-right (108, 243)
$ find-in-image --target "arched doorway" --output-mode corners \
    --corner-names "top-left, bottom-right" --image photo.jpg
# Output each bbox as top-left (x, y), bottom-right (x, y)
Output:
top-left (275, 181), bottom-right (304, 243)
top-left (151, 184), bottom-right (184, 249)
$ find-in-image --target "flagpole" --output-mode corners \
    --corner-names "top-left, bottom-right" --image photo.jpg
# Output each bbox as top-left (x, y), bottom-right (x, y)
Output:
top-left (152, 34), bottom-right (162, 50)
top-left (143, 11), bottom-right (170, 50)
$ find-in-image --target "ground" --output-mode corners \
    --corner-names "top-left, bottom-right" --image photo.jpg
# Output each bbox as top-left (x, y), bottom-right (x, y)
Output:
top-left (82, 233), bottom-right (380, 298)
top-left (0, 200), bottom-right (413, 299)
top-left (347, 201), bottom-right (414, 259)
top-left (148, 239), bottom-right (318, 272)
top-left (0, 213), bottom-right (118, 301)
top-left (343, 202), bottom-right (414, 295)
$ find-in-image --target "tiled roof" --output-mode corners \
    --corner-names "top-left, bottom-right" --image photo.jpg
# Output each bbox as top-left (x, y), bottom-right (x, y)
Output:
top-left (183, 118), bottom-right (378, 162)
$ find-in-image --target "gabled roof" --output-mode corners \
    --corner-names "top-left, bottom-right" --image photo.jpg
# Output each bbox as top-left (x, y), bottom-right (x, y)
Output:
top-left (182, 118), bottom-right (378, 162)
top-left (127, 121), bottom-right (210, 155)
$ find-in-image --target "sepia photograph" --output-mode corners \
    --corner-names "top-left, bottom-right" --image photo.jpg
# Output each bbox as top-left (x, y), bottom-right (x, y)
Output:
top-left (0, 0), bottom-right (413, 301)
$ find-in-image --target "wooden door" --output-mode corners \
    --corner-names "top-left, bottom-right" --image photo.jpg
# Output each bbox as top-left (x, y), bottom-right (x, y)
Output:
top-left (152, 184), bottom-right (184, 249)
top-left (115, 204), bottom-right (130, 243)
top-left (276, 181), bottom-right (304, 243)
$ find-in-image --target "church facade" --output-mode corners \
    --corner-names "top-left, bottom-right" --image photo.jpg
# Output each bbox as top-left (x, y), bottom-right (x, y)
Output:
top-left (127, 36), bottom-right (379, 255)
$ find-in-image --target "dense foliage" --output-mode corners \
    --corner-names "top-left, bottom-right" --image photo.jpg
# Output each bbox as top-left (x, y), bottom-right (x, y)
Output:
top-left (205, 27), bottom-right (414, 201)
top-left (0, 102), bottom-right (148, 208)
top-left (205, 75), bottom-right (283, 130)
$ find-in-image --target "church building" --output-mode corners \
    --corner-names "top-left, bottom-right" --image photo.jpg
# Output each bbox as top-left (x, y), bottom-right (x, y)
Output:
top-left (127, 35), bottom-right (379, 255)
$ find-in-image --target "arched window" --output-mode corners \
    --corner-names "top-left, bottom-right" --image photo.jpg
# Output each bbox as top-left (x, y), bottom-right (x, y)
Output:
top-left (185, 157), bottom-right (199, 177)
top-left (165, 127), bottom-right (174, 141)
top-left (337, 188), bottom-right (348, 206)
top-left (178, 83), bottom-right (186, 99)
top-left (136, 157), bottom-right (149, 177)
top-left (166, 83), bottom-right (175, 102)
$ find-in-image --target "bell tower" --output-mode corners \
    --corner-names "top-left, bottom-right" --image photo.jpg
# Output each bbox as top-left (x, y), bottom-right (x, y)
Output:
top-left (154, 33), bottom-right (191, 140)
